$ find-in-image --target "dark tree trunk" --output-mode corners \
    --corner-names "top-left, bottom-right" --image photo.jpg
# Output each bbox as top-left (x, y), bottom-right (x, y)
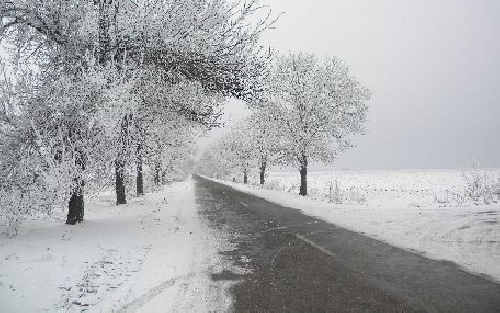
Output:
top-left (136, 142), bottom-right (144, 196)
top-left (299, 155), bottom-right (308, 196)
top-left (137, 159), bottom-right (144, 196)
top-left (66, 183), bottom-right (84, 225)
top-left (243, 169), bottom-right (248, 184)
top-left (65, 1), bottom-right (116, 223)
top-left (115, 160), bottom-right (127, 204)
top-left (97, 0), bottom-right (112, 66)
top-left (154, 163), bottom-right (162, 185)
top-left (115, 114), bottom-right (131, 204)
top-left (66, 134), bottom-right (86, 224)
top-left (259, 161), bottom-right (267, 185)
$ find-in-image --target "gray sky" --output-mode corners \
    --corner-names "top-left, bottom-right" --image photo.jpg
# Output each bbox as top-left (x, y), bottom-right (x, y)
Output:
top-left (204, 0), bottom-right (500, 170)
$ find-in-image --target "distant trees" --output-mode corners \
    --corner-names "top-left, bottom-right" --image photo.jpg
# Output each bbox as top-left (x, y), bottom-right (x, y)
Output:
top-left (198, 53), bottom-right (370, 195)
top-left (242, 103), bottom-right (283, 184)
top-left (207, 129), bottom-right (254, 183)
top-left (197, 145), bottom-right (231, 180)
top-left (196, 102), bottom-right (283, 184)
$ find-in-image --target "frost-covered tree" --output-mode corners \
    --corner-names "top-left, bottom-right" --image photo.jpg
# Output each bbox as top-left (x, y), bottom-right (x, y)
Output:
top-left (271, 53), bottom-right (370, 196)
top-left (139, 111), bottom-right (201, 187)
top-left (196, 143), bottom-right (232, 180)
top-left (226, 129), bottom-right (254, 184)
top-left (243, 103), bottom-right (283, 184)
top-left (132, 72), bottom-right (224, 191)
top-left (0, 59), bottom-right (116, 231)
top-left (196, 102), bottom-right (284, 184)
top-left (207, 130), bottom-right (253, 183)
top-left (197, 119), bottom-right (267, 184)
top-left (196, 133), bottom-right (240, 182)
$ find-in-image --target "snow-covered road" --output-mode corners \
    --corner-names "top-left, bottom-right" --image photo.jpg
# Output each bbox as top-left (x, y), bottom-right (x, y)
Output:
top-left (0, 179), bottom-right (231, 312)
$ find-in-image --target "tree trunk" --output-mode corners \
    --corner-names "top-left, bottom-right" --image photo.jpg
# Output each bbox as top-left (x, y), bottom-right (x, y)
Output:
top-left (66, 1), bottom-right (114, 223)
top-left (136, 142), bottom-right (144, 196)
top-left (97, 0), bottom-right (112, 66)
top-left (115, 114), bottom-right (130, 204)
top-left (115, 160), bottom-right (127, 204)
top-left (137, 159), bottom-right (144, 196)
top-left (259, 161), bottom-right (267, 185)
top-left (299, 155), bottom-right (308, 196)
top-left (154, 163), bottom-right (162, 185)
top-left (243, 169), bottom-right (248, 184)
top-left (66, 136), bottom-right (85, 224)
top-left (66, 182), bottom-right (84, 225)
top-left (66, 1), bottom-right (114, 224)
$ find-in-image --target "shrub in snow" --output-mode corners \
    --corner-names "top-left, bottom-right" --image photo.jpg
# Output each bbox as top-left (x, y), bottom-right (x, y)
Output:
top-left (434, 190), bottom-right (451, 205)
top-left (462, 169), bottom-right (499, 204)
top-left (0, 188), bottom-right (26, 238)
top-left (264, 179), bottom-right (286, 191)
top-left (452, 191), bottom-right (467, 206)
top-left (327, 180), bottom-right (343, 204)
top-left (325, 180), bottom-right (367, 204)
top-left (286, 184), bottom-right (300, 194)
top-left (0, 178), bottom-right (64, 238)
top-left (349, 189), bottom-right (360, 202)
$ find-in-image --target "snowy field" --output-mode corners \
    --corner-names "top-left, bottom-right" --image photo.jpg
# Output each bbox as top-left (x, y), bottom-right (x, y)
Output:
top-left (0, 179), bottom-right (233, 312)
top-left (263, 169), bottom-right (500, 207)
top-left (208, 168), bottom-right (500, 282)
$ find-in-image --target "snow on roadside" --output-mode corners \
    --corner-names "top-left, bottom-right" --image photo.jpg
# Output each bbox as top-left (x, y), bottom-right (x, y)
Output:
top-left (203, 176), bottom-right (500, 283)
top-left (0, 178), bottom-right (231, 312)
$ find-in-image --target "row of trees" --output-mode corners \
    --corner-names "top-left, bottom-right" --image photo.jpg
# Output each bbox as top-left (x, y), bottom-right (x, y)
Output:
top-left (197, 53), bottom-right (371, 196)
top-left (0, 0), bottom-right (275, 234)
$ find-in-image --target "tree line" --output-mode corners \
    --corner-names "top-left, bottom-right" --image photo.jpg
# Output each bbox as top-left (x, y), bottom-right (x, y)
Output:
top-left (196, 53), bottom-right (371, 195)
top-left (0, 0), bottom-right (274, 236)
top-left (0, 0), bottom-right (371, 237)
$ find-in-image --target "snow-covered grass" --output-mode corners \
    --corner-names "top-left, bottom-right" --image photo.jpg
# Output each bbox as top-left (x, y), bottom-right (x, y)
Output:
top-left (262, 168), bottom-right (500, 207)
top-left (206, 169), bottom-right (500, 283)
top-left (0, 178), bottom-right (232, 312)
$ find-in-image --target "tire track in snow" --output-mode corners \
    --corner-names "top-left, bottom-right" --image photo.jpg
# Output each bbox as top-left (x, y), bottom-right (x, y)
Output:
top-left (116, 273), bottom-right (193, 312)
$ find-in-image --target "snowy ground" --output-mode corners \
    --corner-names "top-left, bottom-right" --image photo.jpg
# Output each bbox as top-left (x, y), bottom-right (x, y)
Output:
top-left (206, 169), bottom-right (500, 283)
top-left (263, 169), bottom-right (500, 207)
top-left (0, 178), bottom-right (233, 312)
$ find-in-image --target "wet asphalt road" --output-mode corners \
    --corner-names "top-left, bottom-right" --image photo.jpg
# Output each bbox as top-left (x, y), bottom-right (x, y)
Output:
top-left (193, 175), bottom-right (500, 312)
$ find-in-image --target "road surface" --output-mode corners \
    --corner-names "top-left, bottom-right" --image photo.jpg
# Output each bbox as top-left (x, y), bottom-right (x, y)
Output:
top-left (194, 175), bottom-right (500, 312)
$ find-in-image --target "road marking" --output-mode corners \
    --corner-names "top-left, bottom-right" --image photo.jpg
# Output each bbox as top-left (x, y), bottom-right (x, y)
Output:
top-left (295, 234), bottom-right (336, 258)
top-left (262, 226), bottom-right (288, 233)
top-left (237, 197), bottom-right (335, 258)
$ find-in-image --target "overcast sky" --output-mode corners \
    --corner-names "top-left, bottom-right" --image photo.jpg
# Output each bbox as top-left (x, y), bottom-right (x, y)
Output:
top-left (204, 0), bottom-right (500, 170)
